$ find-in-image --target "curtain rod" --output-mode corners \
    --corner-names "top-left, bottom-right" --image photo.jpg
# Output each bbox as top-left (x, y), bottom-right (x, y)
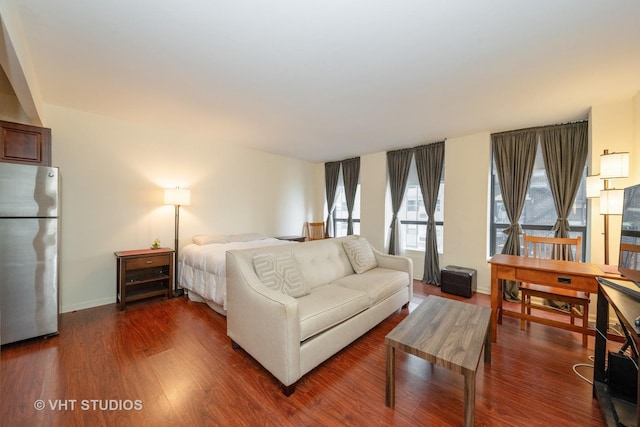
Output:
top-left (387, 139), bottom-right (445, 155)
top-left (491, 119), bottom-right (588, 137)
top-left (324, 156), bottom-right (360, 165)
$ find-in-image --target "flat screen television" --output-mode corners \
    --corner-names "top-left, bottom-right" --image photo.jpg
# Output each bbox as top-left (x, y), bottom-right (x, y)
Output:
top-left (619, 183), bottom-right (640, 286)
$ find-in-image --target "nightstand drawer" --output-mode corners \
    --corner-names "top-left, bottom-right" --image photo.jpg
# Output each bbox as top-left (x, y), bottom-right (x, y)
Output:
top-left (126, 254), bottom-right (171, 270)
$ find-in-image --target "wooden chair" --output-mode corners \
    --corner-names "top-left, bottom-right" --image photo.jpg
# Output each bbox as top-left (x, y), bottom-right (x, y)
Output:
top-left (306, 222), bottom-right (326, 241)
top-left (519, 234), bottom-right (590, 347)
top-left (619, 243), bottom-right (640, 272)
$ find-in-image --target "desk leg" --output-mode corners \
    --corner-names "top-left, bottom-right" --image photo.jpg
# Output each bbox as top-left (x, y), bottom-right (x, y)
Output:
top-left (484, 322), bottom-right (492, 364)
top-left (491, 265), bottom-right (500, 342)
top-left (593, 285), bottom-right (608, 395)
top-left (385, 344), bottom-right (395, 408)
top-left (464, 371), bottom-right (475, 427)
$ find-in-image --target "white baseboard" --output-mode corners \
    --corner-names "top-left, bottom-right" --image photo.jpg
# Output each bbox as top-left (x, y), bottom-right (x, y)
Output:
top-left (61, 296), bottom-right (115, 313)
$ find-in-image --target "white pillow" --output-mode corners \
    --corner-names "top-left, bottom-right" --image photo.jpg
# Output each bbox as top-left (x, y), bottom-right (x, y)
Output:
top-left (253, 252), bottom-right (309, 298)
top-left (342, 237), bottom-right (378, 274)
top-left (192, 234), bottom-right (229, 245)
top-left (227, 233), bottom-right (269, 242)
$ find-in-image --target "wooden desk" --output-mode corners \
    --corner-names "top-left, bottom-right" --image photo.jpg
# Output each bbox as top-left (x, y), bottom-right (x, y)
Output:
top-left (488, 254), bottom-right (620, 342)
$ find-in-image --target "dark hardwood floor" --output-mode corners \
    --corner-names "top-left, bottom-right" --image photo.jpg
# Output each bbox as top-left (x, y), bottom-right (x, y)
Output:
top-left (1, 282), bottom-right (610, 426)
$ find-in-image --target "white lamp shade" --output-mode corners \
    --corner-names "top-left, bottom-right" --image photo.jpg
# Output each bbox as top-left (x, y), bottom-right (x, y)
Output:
top-left (599, 189), bottom-right (624, 215)
top-left (600, 152), bottom-right (630, 179)
top-left (586, 175), bottom-right (603, 198)
top-left (164, 188), bottom-right (191, 206)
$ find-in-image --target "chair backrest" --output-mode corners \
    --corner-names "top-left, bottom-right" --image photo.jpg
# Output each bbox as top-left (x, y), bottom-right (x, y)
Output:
top-left (306, 222), bottom-right (326, 241)
top-left (620, 243), bottom-right (640, 271)
top-left (523, 234), bottom-right (582, 262)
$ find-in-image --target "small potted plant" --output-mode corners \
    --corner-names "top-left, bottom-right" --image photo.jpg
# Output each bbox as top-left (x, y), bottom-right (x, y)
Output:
top-left (151, 238), bottom-right (161, 249)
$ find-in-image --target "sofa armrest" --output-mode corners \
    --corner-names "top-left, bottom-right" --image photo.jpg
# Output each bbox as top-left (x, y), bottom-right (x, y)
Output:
top-left (371, 246), bottom-right (413, 300)
top-left (226, 250), bottom-right (302, 386)
top-left (371, 246), bottom-right (413, 278)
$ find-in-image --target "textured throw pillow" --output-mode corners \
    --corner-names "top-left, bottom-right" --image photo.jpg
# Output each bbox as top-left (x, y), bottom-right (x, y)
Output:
top-left (342, 237), bottom-right (378, 274)
top-left (253, 252), bottom-right (309, 297)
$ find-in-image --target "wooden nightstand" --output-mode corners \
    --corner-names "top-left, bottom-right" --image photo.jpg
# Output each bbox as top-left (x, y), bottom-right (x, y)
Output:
top-left (114, 248), bottom-right (174, 310)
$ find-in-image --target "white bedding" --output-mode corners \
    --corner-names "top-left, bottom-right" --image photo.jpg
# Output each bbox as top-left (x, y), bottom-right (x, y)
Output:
top-left (179, 236), bottom-right (296, 313)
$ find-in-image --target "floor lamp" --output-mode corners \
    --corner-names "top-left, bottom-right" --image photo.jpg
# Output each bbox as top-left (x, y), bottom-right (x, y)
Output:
top-left (587, 150), bottom-right (629, 265)
top-left (164, 187), bottom-right (191, 296)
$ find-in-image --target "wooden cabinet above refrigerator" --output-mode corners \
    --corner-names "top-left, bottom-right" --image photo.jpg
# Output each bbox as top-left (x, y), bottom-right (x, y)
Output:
top-left (0, 120), bottom-right (51, 166)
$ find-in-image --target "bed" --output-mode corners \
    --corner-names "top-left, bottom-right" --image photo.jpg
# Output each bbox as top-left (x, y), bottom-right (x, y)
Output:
top-left (178, 233), bottom-right (297, 315)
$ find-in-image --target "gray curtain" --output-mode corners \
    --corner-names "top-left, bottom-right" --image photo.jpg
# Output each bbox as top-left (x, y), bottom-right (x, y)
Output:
top-left (415, 141), bottom-right (445, 285)
top-left (341, 157), bottom-right (360, 235)
top-left (540, 122), bottom-right (588, 242)
top-left (540, 121), bottom-right (588, 310)
top-left (386, 148), bottom-right (413, 255)
top-left (324, 162), bottom-right (341, 238)
top-left (492, 130), bottom-right (538, 301)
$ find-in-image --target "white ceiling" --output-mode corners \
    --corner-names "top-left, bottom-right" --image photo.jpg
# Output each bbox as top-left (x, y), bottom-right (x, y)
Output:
top-left (11, 0), bottom-right (640, 162)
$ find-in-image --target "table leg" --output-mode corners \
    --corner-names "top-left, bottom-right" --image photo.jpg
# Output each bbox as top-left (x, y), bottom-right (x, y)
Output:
top-left (464, 371), bottom-right (475, 427)
top-left (385, 344), bottom-right (395, 408)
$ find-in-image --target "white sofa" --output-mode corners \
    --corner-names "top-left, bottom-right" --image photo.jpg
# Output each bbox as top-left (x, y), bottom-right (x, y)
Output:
top-left (226, 235), bottom-right (413, 395)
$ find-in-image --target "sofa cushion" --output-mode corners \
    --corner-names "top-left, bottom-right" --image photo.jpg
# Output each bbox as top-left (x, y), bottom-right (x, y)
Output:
top-left (331, 268), bottom-right (409, 306)
top-left (297, 284), bottom-right (370, 342)
top-left (342, 237), bottom-right (377, 274)
top-left (253, 252), bottom-right (309, 297)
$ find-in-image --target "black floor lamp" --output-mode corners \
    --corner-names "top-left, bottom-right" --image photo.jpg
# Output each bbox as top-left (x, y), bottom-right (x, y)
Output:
top-left (164, 187), bottom-right (191, 296)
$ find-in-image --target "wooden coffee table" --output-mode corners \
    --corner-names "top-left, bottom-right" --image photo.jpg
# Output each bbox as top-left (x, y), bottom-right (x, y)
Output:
top-left (385, 296), bottom-right (491, 427)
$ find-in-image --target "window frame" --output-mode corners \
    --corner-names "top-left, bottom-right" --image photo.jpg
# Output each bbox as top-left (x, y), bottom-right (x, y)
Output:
top-left (398, 157), bottom-right (445, 253)
top-left (332, 170), bottom-right (361, 237)
top-left (489, 143), bottom-right (588, 260)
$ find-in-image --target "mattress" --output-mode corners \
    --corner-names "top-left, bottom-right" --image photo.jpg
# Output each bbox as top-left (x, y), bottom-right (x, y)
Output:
top-left (179, 235), bottom-right (295, 312)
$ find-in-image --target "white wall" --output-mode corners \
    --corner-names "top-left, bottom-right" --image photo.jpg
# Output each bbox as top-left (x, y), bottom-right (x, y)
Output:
top-left (0, 68), bottom-right (29, 122)
top-left (45, 104), bottom-right (321, 312)
top-left (588, 95), bottom-right (640, 266)
top-left (441, 133), bottom-right (492, 293)
top-left (635, 92), bottom-right (640, 176)
top-left (359, 152), bottom-right (388, 252)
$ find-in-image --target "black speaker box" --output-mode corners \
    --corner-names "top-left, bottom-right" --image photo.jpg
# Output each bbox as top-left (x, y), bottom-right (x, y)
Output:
top-left (607, 351), bottom-right (638, 403)
top-left (441, 265), bottom-right (477, 298)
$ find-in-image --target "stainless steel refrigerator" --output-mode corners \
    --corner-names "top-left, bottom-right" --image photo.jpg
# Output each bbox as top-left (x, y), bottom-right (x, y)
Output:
top-left (0, 162), bottom-right (59, 345)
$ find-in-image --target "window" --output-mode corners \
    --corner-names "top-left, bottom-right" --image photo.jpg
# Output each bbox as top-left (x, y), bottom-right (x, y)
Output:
top-left (333, 168), bottom-right (360, 236)
top-left (398, 157), bottom-right (444, 252)
top-left (490, 141), bottom-right (587, 258)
